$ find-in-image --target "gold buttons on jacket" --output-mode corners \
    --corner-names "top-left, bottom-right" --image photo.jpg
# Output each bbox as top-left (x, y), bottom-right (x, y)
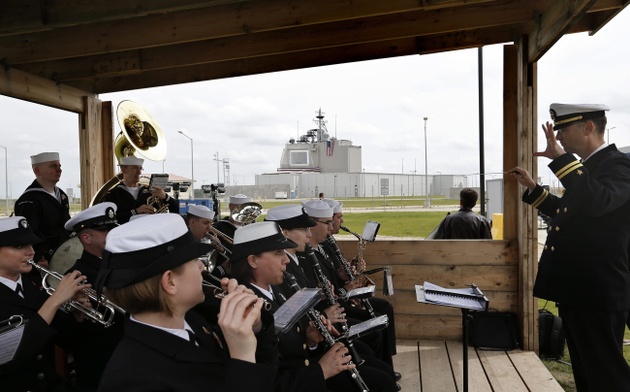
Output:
top-left (564, 207), bottom-right (568, 212)
top-left (556, 208), bottom-right (560, 213)
top-left (551, 246), bottom-right (555, 251)
top-left (302, 343), bottom-right (307, 350)
top-left (296, 326), bottom-right (301, 333)
top-left (544, 245), bottom-right (548, 250)
top-left (305, 359), bottom-right (310, 366)
top-left (555, 226), bottom-right (560, 231)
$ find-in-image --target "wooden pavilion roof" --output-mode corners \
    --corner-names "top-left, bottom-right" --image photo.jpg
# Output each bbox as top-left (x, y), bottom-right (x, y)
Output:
top-left (1, 0), bottom-right (627, 96)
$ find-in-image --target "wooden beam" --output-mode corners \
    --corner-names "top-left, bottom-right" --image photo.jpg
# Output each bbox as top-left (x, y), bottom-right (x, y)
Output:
top-left (0, 66), bottom-right (91, 113)
top-left (4, 1), bottom-right (544, 67)
top-left (79, 97), bottom-right (103, 207)
top-left (61, 40), bottom-right (421, 93)
top-left (0, 0), bottom-right (500, 64)
top-left (0, 0), bottom-right (243, 35)
top-left (528, 0), bottom-right (598, 62)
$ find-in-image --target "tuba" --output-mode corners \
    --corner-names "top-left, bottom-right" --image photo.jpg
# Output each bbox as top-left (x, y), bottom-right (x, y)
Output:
top-left (231, 202), bottom-right (263, 225)
top-left (90, 101), bottom-right (168, 206)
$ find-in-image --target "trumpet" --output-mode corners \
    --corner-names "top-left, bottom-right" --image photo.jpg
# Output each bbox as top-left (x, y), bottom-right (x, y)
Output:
top-left (146, 195), bottom-right (169, 213)
top-left (201, 273), bottom-right (272, 311)
top-left (28, 260), bottom-right (125, 328)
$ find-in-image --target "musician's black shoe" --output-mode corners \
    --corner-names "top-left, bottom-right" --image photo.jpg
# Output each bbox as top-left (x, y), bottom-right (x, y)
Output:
top-left (394, 372), bottom-right (402, 381)
top-left (396, 383), bottom-right (402, 391)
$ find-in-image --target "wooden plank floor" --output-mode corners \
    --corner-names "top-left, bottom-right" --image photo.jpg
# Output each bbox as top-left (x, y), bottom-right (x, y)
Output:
top-left (393, 340), bottom-right (564, 392)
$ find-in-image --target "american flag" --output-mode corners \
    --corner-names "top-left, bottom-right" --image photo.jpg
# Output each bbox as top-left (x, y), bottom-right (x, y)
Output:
top-left (326, 140), bottom-right (335, 156)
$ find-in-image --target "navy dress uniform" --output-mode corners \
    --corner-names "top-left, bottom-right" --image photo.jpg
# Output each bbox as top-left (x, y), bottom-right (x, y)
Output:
top-left (0, 216), bottom-right (76, 392)
top-left (14, 152), bottom-right (71, 263)
top-left (95, 214), bottom-right (276, 392)
top-left (522, 103), bottom-right (630, 391)
top-left (230, 221), bottom-right (396, 392)
top-left (102, 156), bottom-right (179, 224)
top-left (63, 203), bottom-right (123, 391)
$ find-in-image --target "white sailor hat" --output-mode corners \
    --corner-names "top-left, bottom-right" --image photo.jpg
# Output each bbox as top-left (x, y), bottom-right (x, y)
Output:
top-left (0, 216), bottom-right (42, 246)
top-left (230, 221), bottom-right (297, 261)
top-left (65, 202), bottom-right (118, 232)
top-left (30, 152), bottom-right (60, 165)
top-left (302, 199), bottom-right (334, 219)
top-left (95, 214), bottom-right (212, 291)
top-left (549, 103), bottom-right (610, 130)
top-left (187, 204), bottom-right (215, 220)
top-left (321, 198), bottom-right (343, 214)
top-left (119, 156), bottom-right (144, 166)
top-left (265, 204), bottom-right (316, 230)
top-left (229, 194), bottom-right (253, 204)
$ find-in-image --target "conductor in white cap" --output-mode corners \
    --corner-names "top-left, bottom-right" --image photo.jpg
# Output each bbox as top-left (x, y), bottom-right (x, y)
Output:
top-left (14, 152), bottom-right (71, 267)
top-left (102, 156), bottom-right (178, 224)
top-left (511, 103), bottom-right (630, 390)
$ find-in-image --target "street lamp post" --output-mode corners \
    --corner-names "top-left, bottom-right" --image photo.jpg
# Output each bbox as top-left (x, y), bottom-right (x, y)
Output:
top-left (0, 145), bottom-right (7, 215)
top-left (423, 117), bottom-right (430, 208)
top-left (178, 130), bottom-right (194, 200)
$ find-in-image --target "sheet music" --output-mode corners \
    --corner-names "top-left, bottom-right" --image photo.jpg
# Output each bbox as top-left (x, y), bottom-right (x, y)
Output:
top-left (416, 281), bottom-right (488, 311)
top-left (348, 314), bottom-right (389, 339)
top-left (346, 285), bottom-right (375, 299)
top-left (149, 173), bottom-right (169, 190)
top-left (273, 288), bottom-right (321, 334)
top-left (0, 316), bottom-right (27, 365)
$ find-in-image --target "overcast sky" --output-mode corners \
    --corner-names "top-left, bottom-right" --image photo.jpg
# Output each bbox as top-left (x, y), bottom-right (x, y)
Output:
top-left (1, 8), bottom-right (629, 199)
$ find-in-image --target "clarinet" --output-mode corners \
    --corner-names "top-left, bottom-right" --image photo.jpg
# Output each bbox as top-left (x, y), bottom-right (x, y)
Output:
top-left (283, 272), bottom-right (370, 392)
top-left (303, 244), bottom-right (365, 367)
top-left (325, 235), bottom-right (377, 318)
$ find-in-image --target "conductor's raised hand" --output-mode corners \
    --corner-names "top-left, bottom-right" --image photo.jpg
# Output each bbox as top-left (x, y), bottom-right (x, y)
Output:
top-left (534, 121), bottom-right (565, 159)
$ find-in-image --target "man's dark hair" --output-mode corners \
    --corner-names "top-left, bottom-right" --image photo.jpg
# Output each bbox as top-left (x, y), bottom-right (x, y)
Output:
top-left (460, 188), bottom-right (478, 209)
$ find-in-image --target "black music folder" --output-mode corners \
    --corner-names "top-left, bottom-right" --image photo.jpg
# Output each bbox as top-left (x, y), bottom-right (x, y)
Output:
top-left (415, 281), bottom-right (489, 311)
top-left (0, 315), bottom-right (28, 365)
top-left (273, 288), bottom-right (321, 334)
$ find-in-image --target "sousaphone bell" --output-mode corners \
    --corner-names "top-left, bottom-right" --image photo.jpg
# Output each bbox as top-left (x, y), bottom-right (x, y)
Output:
top-left (90, 101), bottom-right (168, 205)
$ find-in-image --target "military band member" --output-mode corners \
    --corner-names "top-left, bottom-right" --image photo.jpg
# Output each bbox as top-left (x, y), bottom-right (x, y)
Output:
top-left (14, 152), bottom-right (70, 266)
top-left (0, 216), bottom-right (90, 391)
top-left (64, 203), bottom-right (122, 391)
top-left (511, 103), bottom-right (630, 391)
top-left (211, 193), bottom-right (255, 275)
top-left (102, 156), bottom-right (178, 224)
top-left (95, 214), bottom-right (276, 392)
top-left (185, 204), bottom-right (215, 241)
top-left (320, 198), bottom-right (399, 376)
top-left (301, 200), bottom-right (392, 372)
top-left (230, 221), bottom-right (397, 392)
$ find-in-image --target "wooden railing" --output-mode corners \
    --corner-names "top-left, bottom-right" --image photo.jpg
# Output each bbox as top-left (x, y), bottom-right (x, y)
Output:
top-left (337, 239), bottom-right (519, 340)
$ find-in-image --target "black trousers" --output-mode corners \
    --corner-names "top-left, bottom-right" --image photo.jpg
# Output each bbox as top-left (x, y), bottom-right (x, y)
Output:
top-left (559, 305), bottom-right (630, 392)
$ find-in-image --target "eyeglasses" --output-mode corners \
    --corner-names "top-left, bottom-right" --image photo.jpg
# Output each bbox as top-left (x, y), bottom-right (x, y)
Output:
top-left (315, 219), bottom-right (333, 226)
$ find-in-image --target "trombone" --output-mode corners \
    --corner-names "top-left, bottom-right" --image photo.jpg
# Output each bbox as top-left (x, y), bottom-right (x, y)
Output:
top-left (200, 227), bottom-right (233, 272)
top-left (28, 260), bottom-right (126, 328)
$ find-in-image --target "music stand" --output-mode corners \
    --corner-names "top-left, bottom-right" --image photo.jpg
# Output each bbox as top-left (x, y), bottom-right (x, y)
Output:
top-left (415, 282), bottom-right (489, 392)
